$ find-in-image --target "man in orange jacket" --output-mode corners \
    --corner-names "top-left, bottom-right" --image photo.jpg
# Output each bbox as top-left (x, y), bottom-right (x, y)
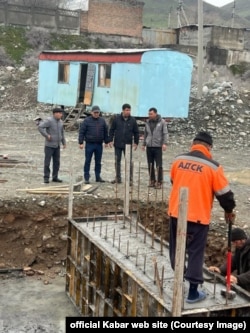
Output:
top-left (168, 131), bottom-right (236, 303)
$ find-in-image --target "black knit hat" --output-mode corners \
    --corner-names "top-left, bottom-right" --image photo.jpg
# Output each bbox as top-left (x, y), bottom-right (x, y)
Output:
top-left (231, 228), bottom-right (247, 241)
top-left (193, 131), bottom-right (213, 146)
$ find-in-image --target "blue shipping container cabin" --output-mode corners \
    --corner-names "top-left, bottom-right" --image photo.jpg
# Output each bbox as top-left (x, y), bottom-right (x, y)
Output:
top-left (38, 48), bottom-right (193, 118)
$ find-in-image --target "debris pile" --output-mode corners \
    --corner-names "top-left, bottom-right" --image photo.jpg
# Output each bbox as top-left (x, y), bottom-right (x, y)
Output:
top-left (0, 65), bottom-right (249, 149)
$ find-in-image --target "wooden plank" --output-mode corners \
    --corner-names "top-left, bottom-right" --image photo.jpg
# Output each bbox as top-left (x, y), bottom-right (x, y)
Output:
top-left (153, 257), bottom-right (163, 297)
top-left (171, 187), bottom-right (188, 317)
top-left (131, 281), bottom-right (137, 316)
top-left (0, 160), bottom-right (28, 163)
top-left (16, 184), bottom-right (92, 192)
top-left (18, 190), bottom-right (90, 195)
top-left (142, 291), bottom-right (149, 316)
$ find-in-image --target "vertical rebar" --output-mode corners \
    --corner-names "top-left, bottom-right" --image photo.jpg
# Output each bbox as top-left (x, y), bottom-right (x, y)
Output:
top-left (151, 186), bottom-right (158, 248)
top-left (105, 224), bottom-right (108, 240)
top-left (213, 273), bottom-right (216, 298)
top-left (160, 214), bottom-right (164, 255)
top-left (144, 164), bottom-right (152, 243)
top-left (122, 212), bottom-right (126, 229)
top-left (161, 266), bottom-right (165, 292)
top-left (68, 155), bottom-right (74, 219)
top-left (126, 240), bottom-right (129, 258)
top-left (99, 220), bottom-right (102, 237)
top-left (136, 161), bottom-right (141, 235)
top-left (143, 253), bottom-right (147, 274)
top-left (114, 155), bottom-right (118, 223)
top-left (118, 234), bottom-right (121, 252)
top-left (154, 259), bottom-right (157, 284)
top-left (135, 247), bottom-right (139, 267)
top-left (112, 229), bottom-right (115, 247)
top-left (129, 159), bottom-right (134, 232)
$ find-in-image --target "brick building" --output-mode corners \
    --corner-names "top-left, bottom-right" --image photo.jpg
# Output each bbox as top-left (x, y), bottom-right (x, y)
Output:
top-left (84, 0), bottom-right (144, 38)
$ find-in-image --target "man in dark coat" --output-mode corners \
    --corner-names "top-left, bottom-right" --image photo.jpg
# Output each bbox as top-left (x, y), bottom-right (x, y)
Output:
top-left (209, 227), bottom-right (250, 292)
top-left (78, 105), bottom-right (109, 184)
top-left (108, 103), bottom-right (139, 184)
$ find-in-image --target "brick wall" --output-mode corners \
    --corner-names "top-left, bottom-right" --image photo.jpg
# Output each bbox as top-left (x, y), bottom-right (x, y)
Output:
top-left (80, 10), bottom-right (88, 32)
top-left (86, 0), bottom-right (143, 38)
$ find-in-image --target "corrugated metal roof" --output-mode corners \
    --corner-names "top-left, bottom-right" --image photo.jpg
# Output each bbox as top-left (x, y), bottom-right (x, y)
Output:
top-left (41, 48), bottom-right (169, 54)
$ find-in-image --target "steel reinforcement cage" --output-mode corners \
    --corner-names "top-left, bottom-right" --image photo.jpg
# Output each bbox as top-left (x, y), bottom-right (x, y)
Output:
top-left (66, 214), bottom-right (250, 317)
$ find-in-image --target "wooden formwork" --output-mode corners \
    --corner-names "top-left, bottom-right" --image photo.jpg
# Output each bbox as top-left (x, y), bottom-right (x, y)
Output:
top-left (66, 215), bottom-right (170, 317)
top-left (66, 214), bottom-right (250, 317)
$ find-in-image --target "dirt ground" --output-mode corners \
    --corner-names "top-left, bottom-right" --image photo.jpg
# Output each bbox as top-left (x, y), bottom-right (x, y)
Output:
top-left (0, 66), bottom-right (249, 283)
top-left (0, 139), bottom-right (249, 281)
top-left (0, 66), bottom-right (249, 330)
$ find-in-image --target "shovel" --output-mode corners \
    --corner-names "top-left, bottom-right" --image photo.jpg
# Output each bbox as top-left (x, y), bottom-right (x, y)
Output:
top-left (220, 218), bottom-right (236, 301)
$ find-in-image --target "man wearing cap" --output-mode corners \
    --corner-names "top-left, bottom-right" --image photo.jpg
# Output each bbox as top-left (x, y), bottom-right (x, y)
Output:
top-left (168, 131), bottom-right (236, 303)
top-left (209, 228), bottom-right (250, 291)
top-left (38, 107), bottom-right (66, 183)
top-left (78, 105), bottom-right (109, 184)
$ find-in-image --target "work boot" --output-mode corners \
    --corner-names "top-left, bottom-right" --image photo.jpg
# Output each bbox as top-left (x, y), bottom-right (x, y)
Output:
top-left (96, 177), bottom-right (105, 183)
top-left (154, 182), bottom-right (162, 189)
top-left (186, 290), bottom-right (206, 303)
top-left (111, 179), bottom-right (122, 184)
top-left (52, 178), bottom-right (63, 183)
top-left (148, 180), bottom-right (155, 187)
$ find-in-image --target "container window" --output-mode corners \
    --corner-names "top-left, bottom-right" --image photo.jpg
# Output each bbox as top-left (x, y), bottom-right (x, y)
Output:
top-left (58, 62), bottom-right (70, 83)
top-left (98, 64), bottom-right (111, 87)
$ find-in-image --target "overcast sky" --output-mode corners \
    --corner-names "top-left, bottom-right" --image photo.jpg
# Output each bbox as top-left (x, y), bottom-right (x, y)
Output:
top-left (203, 0), bottom-right (234, 7)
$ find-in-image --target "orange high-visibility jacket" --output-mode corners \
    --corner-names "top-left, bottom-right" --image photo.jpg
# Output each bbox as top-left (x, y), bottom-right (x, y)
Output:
top-left (168, 144), bottom-right (236, 225)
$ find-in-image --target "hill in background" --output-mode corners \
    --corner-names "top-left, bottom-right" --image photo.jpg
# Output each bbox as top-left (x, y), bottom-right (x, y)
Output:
top-left (142, 0), bottom-right (250, 29)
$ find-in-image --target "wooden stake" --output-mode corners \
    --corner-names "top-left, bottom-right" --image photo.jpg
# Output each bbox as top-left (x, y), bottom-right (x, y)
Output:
top-left (171, 187), bottom-right (188, 317)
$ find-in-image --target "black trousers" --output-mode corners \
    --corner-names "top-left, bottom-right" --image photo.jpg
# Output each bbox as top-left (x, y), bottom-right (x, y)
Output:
top-left (146, 147), bottom-right (163, 183)
top-left (114, 146), bottom-right (133, 182)
top-left (169, 216), bottom-right (209, 285)
top-left (44, 146), bottom-right (60, 181)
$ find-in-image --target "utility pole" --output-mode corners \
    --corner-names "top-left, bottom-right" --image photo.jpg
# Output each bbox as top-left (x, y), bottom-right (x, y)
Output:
top-left (231, 0), bottom-right (236, 28)
top-left (181, 2), bottom-right (189, 26)
top-left (197, 0), bottom-right (203, 99)
top-left (177, 1), bottom-right (182, 28)
top-left (168, 6), bottom-right (172, 29)
top-left (177, 1), bottom-right (189, 28)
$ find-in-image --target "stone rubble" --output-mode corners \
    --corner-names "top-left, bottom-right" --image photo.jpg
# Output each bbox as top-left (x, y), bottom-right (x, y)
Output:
top-left (0, 65), bottom-right (249, 150)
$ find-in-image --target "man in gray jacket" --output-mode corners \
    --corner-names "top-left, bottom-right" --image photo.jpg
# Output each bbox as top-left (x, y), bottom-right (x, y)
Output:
top-left (142, 107), bottom-right (168, 189)
top-left (38, 108), bottom-right (66, 183)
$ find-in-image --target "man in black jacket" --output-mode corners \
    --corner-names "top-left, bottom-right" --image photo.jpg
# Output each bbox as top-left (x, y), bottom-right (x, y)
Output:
top-left (78, 105), bottom-right (109, 184)
top-left (109, 103), bottom-right (139, 184)
top-left (208, 228), bottom-right (250, 292)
